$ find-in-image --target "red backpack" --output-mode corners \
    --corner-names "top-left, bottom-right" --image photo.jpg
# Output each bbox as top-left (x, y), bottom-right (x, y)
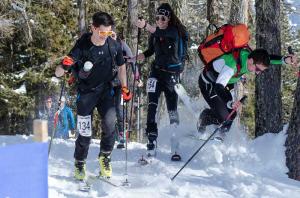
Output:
top-left (198, 24), bottom-right (251, 75)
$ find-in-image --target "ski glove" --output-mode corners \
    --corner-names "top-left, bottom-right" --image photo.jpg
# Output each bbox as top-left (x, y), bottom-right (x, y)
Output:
top-left (121, 86), bottom-right (132, 102)
top-left (213, 83), bottom-right (232, 102)
top-left (62, 56), bottom-right (75, 70)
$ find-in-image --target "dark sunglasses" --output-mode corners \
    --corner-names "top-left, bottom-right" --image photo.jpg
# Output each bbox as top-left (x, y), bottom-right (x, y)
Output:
top-left (156, 16), bottom-right (167, 22)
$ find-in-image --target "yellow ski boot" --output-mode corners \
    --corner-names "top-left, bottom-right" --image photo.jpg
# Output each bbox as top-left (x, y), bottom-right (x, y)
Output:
top-left (99, 152), bottom-right (112, 178)
top-left (74, 160), bottom-right (86, 181)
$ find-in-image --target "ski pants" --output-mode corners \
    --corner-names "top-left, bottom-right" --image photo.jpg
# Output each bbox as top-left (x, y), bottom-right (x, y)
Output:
top-left (198, 72), bottom-right (236, 125)
top-left (146, 69), bottom-right (180, 142)
top-left (74, 85), bottom-right (116, 161)
top-left (113, 85), bottom-right (124, 136)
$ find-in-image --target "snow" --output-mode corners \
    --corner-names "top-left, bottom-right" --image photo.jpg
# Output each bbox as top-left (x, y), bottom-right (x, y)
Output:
top-left (14, 70), bottom-right (27, 79)
top-left (1, 99), bottom-right (300, 197)
top-left (51, 77), bottom-right (61, 85)
top-left (13, 83), bottom-right (26, 94)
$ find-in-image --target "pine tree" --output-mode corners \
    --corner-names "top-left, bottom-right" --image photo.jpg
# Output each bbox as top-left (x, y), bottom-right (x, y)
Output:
top-left (255, 0), bottom-right (282, 137)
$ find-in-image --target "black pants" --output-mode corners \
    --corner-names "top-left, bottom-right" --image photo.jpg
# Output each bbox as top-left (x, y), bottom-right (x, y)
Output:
top-left (113, 85), bottom-right (123, 135)
top-left (74, 85), bottom-right (116, 161)
top-left (146, 69), bottom-right (180, 142)
top-left (198, 73), bottom-right (236, 125)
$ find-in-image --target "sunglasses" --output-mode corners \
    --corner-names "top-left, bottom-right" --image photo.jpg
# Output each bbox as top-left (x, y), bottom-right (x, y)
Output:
top-left (98, 31), bottom-right (113, 37)
top-left (156, 16), bottom-right (168, 22)
top-left (46, 101), bottom-right (52, 103)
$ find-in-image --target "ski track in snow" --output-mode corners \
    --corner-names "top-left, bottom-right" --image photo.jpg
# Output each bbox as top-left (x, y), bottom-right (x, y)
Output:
top-left (1, 98), bottom-right (300, 197)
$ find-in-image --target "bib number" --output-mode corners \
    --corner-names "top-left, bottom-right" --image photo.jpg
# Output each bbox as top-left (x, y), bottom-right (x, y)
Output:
top-left (77, 115), bottom-right (92, 137)
top-left (147, 78), bottom-right (157, 93)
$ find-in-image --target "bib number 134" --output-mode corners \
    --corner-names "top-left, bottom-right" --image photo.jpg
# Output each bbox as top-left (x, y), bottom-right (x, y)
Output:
top-left (77, 115), bottom-right (92, 137)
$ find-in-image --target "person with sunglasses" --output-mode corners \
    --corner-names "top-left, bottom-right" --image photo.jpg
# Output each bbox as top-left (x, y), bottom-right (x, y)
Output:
top-left (134, 3), bottom-right (188, 161)
top-left (198, 48), bottom-right (297, 141)
top-left (55, 12), bottom-right (132, 181)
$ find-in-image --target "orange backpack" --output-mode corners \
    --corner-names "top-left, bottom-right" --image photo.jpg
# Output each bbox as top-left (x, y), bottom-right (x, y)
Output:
top-left (198, 24), bottom-right (251, 66)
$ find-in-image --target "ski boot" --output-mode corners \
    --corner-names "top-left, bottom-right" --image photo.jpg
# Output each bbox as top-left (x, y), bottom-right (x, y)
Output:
top-left (146, 140), bottom-right (157, 157)
top-left (74, 160), bottom-right (86, 181)
top-left (99, 152), bottom-right (112, 178)
top-left (197, 108), bottom-right (219, 133)
top-left (214, 120), bottom-right (232, 142)
top-left (116, 131), bottom-right (125, 149)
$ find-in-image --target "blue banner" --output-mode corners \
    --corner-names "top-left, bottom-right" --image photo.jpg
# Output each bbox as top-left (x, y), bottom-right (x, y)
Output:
top-left (0, 142), bottom-right (48, 198)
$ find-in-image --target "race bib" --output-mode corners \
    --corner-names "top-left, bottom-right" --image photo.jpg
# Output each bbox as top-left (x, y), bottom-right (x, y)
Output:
top-left (147, 78), bottom-right (157, 93)
top-left (77, 115), bottom-right (92, 137)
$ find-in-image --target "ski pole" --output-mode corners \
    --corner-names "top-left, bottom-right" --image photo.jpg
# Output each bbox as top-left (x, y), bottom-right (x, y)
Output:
top-left (171, 96), bottom-right (247, 181)
top-left (128, 18), bottom-right (142, 134)
top-left (48, 78), bottom-right (66, 156)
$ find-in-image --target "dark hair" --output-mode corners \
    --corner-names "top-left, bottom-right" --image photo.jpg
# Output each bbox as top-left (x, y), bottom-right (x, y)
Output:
top-left (92, 12), bottom-right (114, 27)
top-left (248, 49), bottom-right (270, 67)
top-left (156, 3), bottom-right (187, 38)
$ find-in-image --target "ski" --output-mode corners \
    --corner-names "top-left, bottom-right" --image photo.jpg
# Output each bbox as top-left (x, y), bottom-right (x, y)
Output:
top-left (138, 147), bottom-right (157, 165)
top-left (87, 175), bottom-right (120, 187)
top-left (185, 133), bottom-right (223, 142)
top-left (138, 155), bottom-right (150, 165)
top-left (116, 142), bottom-right (125, 149)
top-left (77, 179), bottom-right (91, 192)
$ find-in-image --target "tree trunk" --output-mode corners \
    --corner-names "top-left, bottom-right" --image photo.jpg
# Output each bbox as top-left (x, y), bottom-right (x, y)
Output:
top-left (285, 69), bottom-right (300, 181)
top-left (127, 0), bottom-right (138, 54)
top-left (255, 0), bottom-right (282, 137)
top-left (207, 0), bottom-right (218, 25)
top-left (229, 0), bottom-right (248, 24)
top-left (148, 0), bottom-right (158, 25)
top-left (78, 0), bottom-right (86, 36)
top-left (228, 0), bottom-right (249, 125)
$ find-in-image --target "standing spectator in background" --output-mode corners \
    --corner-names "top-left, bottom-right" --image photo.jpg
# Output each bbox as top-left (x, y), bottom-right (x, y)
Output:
top-left (54, 96), bottom-right (76, 139)
top-left (39, 96), bottom-right (55, 136)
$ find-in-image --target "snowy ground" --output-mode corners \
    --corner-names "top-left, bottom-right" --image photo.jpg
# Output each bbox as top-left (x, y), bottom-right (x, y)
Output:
top-left (1, 99), bottom-right (300, 198)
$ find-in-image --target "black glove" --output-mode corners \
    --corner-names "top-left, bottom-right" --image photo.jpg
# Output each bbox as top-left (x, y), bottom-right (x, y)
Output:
top-left (213, 83), bottom-right (232, 101)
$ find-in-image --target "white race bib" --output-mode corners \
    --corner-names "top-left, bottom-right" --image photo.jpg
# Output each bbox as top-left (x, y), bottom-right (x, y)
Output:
top-left (147, 78), bottom-right (157, 93)
top-left (77, 115), bottom-right (92, 137)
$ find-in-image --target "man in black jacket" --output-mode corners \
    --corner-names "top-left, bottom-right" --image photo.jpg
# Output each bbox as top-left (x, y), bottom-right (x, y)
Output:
top-left (55, 12), bottom-right (132, 180)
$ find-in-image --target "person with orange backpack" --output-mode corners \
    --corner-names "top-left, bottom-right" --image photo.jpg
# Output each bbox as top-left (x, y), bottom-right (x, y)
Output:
top-left (197, 24), bottom-right (297, 141)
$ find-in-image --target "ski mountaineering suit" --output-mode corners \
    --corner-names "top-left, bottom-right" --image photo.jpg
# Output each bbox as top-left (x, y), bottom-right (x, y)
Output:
top-left (143, 25), bottom-right (188, 142)
top-left (198, 49), bottom-right (284, 130)
top-left (66, 33), bottom-right (125, 161)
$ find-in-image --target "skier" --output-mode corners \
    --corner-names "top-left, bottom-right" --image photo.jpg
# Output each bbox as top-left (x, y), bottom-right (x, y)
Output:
top-left (55, 12), bottom-right (132, 180)
top-left (134, 3), bottom-right (188, 160)
top-left (110, 30), bottom-right (138, 149)
top-left (198, 48), bottom-right (297, 140)
top-left (54, 96), bottom-right (75, 139)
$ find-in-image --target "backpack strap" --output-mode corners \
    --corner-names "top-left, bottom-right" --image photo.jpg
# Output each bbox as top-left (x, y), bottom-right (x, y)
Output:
top-left (107, 37), bottom-right (119, 81)
top-left (232, 45), bottom-right (252, 77)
